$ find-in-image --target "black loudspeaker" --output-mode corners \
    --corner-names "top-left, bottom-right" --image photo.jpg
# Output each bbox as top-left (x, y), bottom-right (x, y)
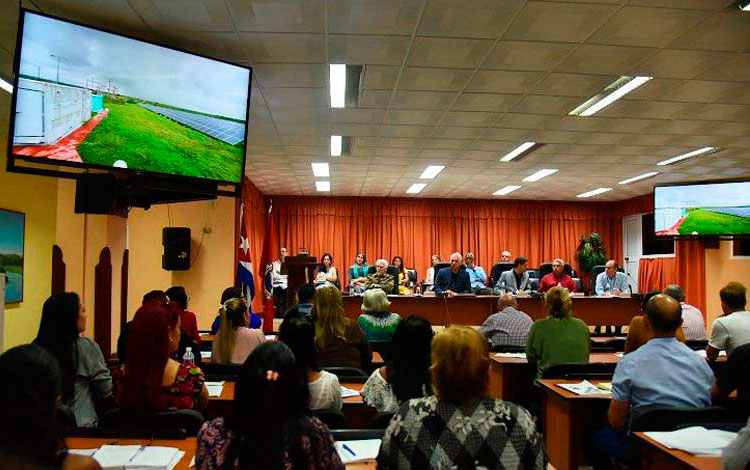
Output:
top-left (162, 227), bottom-right (191, 271)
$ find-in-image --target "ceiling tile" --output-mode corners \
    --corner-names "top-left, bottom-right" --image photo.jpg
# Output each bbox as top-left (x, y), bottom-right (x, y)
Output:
top-left (673, 12), bottom-right (750, 52)
top-left (390, 90), bottom-right (456, 110)
top-left (453, 93), bottom-right (519, 112)
top-left (329, 34), bottom-right (410, 66)
top-left (398, 67), bottom-right (474, 91)
top-left (417, 0), bottom-right (524, 38)
top-left (532, 73), bottom-right (615, 97)
top-left (253, 63), bottom-right (326, 87)
top-left (556, 44), bottom-right (657, 75)
top-left (589, 6), bottom-right (708, 48)
top-left (328, 0), bottom-right (423, 35)
top-left (505, 1), bottom-right (619, 42)
top-left (225, 0), bottom-right (325, 33)
top-left (511, 95), bottom-right (583, 115)
top-left (407, 37), bottom-right (494, 69)
top-left (467, 70), bottom-right (544, 93)
top-left (239, 32), bottom-right (325, 63)
top-left (129, 0), bottom-right (235, 31)
top-left (632, 49), bottom-right (735, 79)
top-left (362, 65), bottom-right (400, 89)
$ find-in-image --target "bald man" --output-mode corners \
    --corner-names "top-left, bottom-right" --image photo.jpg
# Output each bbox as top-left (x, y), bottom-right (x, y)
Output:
top-left (434, 252), bottom-right (471, 297)
top-left (592, 294), bottom-right (714, 468)
top-left (479, 294), bottom-right (533, 348)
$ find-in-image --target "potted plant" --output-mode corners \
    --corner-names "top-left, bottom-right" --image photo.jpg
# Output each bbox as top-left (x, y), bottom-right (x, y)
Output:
top-left (576, 232), bottom-right (607, 294)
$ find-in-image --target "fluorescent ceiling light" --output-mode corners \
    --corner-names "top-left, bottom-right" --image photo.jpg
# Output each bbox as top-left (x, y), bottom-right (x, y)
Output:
top-left (569, 76), bottom-right (652, 117)
top-left (657, 147), bottom-right (717, 166)
top-left (618, 172), bottom-right (659, 185)
top-left (330, 135), bottom-right (342, 157)
top-left (420, 165), bottom-right (445, 179)
top-left (577, 187), bottom-right (613, 198)
top-left (0, 77), bottom-right (12, 94)
top-left (493, 185), bottom-right (522, 196)
top-left (315, 181), bottom-right (330, 192)
top-left (330, 64), bottom-right (346, 108)
top-left (500, 142), bottom-right (536, 162)
top-left (311, 162), bottom-right (330, 177)
top-left (406, 183), bottom-right (426, 194)
top-left (522, 169), bottom-right (558, 182)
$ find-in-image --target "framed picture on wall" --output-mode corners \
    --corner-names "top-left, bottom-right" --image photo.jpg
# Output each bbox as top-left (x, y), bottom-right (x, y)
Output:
top-left (0, 209), bottom-right (25, 303)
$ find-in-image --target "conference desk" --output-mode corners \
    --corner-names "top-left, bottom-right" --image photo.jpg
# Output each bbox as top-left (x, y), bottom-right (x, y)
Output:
top-left (343, 294), bottom-right (639, 326)
top-left (635, 432), bottom-right (721, 470)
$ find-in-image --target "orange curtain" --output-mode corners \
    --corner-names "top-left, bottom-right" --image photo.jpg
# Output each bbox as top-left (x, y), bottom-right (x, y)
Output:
top-left (236, 179), bottom-right (267, 313)
top-left (676, 239), bottom-right (706, 313)
top-left (268, 196), bottom-right (624, 286)
top-left (638, 258), bottom-right (678, 293)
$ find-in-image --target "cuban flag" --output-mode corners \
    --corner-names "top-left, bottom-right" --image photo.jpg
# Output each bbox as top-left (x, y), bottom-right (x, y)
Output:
top-left (237, 203), bottom-right (255, 302)
top-left (259, 200), bottom-right (277, 332)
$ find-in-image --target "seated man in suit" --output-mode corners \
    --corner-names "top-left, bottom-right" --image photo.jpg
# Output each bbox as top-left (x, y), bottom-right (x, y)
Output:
top-left (538, 258), bottom-right (576, 293)
top-left (463, 252), bottom-right (492, 295)
top-left (494, 256), bottom-right (530, 295)
top-left (595, 260), bottom-right (628, 296)
top-left (353, 258), bottom-right (395, 293)
top-left (434, 252), bottom-right (471, 297)
top-left (591, 294), bottom-right (714, 468)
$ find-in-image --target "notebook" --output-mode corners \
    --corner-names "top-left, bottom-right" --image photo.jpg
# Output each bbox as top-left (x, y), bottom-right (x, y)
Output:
top-left (91, 445), bottom-right (184, 469)
top-left (335, 439), bottom-right (381, 464)
top-left (645, 426), bottom-right (737, 456)
top-left (557, 380), bottom-right (611, 396)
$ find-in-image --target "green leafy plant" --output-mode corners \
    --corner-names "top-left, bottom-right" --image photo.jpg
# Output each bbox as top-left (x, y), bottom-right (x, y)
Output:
top-left (576, 232), bottom-right (607, 276)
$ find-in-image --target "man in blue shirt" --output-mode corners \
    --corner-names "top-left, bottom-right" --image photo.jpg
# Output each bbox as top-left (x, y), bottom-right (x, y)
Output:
top-left (591, 294), bottom-right (714, 467)
top-left (595, 260), bottom-right (629, 296)
top-left (434, 252), bottom-right (471, 297)
top-left (464, 252), bottom-right (492, 295)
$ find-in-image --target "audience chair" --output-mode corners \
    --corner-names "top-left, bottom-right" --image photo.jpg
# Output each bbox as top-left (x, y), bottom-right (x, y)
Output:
top-left (541, 362), bottom-right (616, 380)
top-left (371, 412), bottom-right (395, 429)
top-left (490, 263), bottom-right (514, 286)
top-left (386, 266), bottom-right (401, 295)
top-left (433, 262), bottom-right (450, 273)
top-left (630, 406), bottom-right (737, 433)
top-left (539, 263), bottom-right (553, 278)
top-left (311, 409), bottom-right (347, 429)
top-left (685, 339), bottom-right (709, 351)
top-left (330, 429), bottom-right (385, 441)
top-left (369, 341), bottom-right (392, 362)
top-left (489, 344), bottom-right (527, 353)
top-left (323, 366), bottom-right (369, 382)
top-left (528, 278), bottom-right (540, 291)
top-left (99, 408), bottom-right (205, 436)
top-left (526, 269), bottom-right (539, 279)
top-left (65, 425), bottom-right (188, 440)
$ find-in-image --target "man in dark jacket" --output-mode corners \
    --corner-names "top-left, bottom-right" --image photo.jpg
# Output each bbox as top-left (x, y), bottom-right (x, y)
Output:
top-left (434, 252), bottom-right (471, 297)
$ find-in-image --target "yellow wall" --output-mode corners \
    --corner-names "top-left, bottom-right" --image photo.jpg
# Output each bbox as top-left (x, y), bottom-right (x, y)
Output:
top-left (704, 241), bottom-right (750, 330)
top-left (0, 138), bottom-right (58, 349)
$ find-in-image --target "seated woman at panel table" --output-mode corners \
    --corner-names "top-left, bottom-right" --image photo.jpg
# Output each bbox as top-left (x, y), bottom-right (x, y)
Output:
top-left (391, 256), bottom-right (412, 295)
top-left (196, 342), bottom-right (344, 470)
top-left (212, 297), bottom-right (266, 365)
top-left (423, 254), bottom-right (441, 291)
top-left (357, 288), bottom-right (402, 342)
top-left (526, 286), bottom-right (590, 379)
top-left (120, 300), bottom-right (209, 412)
top-left (361, 315), bottom-right (433, 413)
top-left (348, 252), bottom-right (369, 292)
top-left (314, 286), bottom-right (372, 371)
top-left (280, 317), bottom-right (342, 411)
top-left (377, 326), bottom-right (546, 469)
top-left (624, 290), bottom-right (686, 354)
top-left (0, 344), bottom-right (101, 470)
top-left (34, 292), bottom-right (113, 428)
top-left (315, 253), bottom-right (339, 288)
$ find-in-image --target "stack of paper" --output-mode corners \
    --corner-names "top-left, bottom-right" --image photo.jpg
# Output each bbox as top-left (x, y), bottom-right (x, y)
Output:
top-left (205, 381), bottom-right (225, 397)
top-left (335, 439), bottom-right (381, 464)
top-left (493, 352), bottom-right (527, 359)
top-left (91, 445), bottom-right (184, 469)
top-left (557, 380), bottom-right (611, 396)
top-left (200, 351), bottom-right (212, 360)
top-left (340, 386), bottom-right (360, 398)
top-left (645, 426), bottom-right (737, 456)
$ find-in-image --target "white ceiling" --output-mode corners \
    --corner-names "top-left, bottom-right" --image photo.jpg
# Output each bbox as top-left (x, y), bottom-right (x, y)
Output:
top-left (1, 0), bottom-right (749, 200)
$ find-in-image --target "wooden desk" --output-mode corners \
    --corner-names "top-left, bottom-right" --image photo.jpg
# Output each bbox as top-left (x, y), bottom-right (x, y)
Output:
top-left (538, 379), bottom-right (612, 470)
top-left (342, 295), bottom-right (639, 326)
top-left (488, 352), bottom-right (620, 402)
top-left (67, 437), bottom-right (195, 470)
top-left (634, 432), bottom-right (721, 470)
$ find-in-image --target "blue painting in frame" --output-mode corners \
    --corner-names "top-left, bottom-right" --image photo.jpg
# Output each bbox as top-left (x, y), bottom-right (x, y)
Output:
top-left (0, 209), bottom-right (25, 303)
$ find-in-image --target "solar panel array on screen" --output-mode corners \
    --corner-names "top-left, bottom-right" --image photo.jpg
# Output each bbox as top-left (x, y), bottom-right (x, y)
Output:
top-left (708, 208), bottom-right (750, 218)
top-left (141, 104), bottom-right (246, 146)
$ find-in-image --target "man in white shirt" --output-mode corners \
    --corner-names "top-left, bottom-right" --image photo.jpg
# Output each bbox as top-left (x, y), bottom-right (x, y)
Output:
top-left (594, 260), bottom-right (628, 297)
top-left (663, 284), bottom-right (707, 342)
top-left (464, 252), bottom-right (491, 295)
top-left (272, 247), bottom-right (288, 316)
top-left (707, 281), bottom-right (750, 361)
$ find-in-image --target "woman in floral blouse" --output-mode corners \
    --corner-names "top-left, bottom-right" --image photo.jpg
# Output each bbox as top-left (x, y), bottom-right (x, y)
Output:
top-left (196, 342), bottom-right (343, 469)
top-left (119, 299), bottom-right (208, 412)
top-left (377, 326), bottom-right (546, 469)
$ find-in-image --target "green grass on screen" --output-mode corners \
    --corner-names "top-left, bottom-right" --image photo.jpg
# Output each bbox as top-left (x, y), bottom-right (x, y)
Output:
top-left (679, 209), bottom-right (750, 235)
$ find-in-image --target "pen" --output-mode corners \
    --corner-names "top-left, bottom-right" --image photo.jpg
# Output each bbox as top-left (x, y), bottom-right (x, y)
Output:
top-left (342, 444), bottom-right (356, 457)
top-left (129, 445), bottom-right (147, 462)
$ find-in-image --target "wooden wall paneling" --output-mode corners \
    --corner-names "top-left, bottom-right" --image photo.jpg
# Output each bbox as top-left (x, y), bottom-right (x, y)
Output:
top-left (94, 247), bottom-right (112, 357)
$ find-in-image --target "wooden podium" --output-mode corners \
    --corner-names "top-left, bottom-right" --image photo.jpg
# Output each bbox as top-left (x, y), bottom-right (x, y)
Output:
top-left (282, 254), bottom-right (318, 308)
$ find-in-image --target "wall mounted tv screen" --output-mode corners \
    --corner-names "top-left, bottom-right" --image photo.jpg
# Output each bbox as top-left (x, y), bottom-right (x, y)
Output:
top-left (9, 10), bottom-right (251, 185)
top-left (654, 181), bottom-right (750, 237)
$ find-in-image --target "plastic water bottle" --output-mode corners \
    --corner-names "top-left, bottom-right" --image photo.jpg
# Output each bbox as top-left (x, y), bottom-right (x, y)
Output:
top-left (605, 281), bottom-right (611, 297)
top-left (182, 346), bottom-right (195, 367)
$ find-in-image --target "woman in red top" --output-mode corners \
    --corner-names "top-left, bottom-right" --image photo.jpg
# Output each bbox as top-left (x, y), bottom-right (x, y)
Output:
top-left (165, 286), bottom-right (201, 344)
top-left (120, 299), bottom-right (208, 412)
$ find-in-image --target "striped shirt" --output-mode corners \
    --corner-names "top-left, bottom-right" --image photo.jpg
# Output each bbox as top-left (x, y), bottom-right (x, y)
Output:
top-left (479, 307), bottom-right (533, 348)
top-left (681, 303), bottom-right (707, 341)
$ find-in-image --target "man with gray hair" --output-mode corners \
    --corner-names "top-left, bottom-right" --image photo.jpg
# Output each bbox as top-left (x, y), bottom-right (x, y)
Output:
top-left (479, 294), bottom-right (533, 348)
top-left (434, 252), bottom-right (471, 297)
top-left (664, 284), bottom-right (707, 341)
top-left (353, 258), bottom-right (394, 293)
top-left (538, 258), bottom-right (576, 293)
top-left (595, 260), bottom-right (628, 297)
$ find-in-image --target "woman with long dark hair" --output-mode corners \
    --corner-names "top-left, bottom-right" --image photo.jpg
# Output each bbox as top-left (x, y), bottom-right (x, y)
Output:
top-left (315, 253), bottom-right (338, 287)
top-left (34, 292), bottom-right (113, 427)
top-left (196, 342), bottom-right (344, 469)
top-left (391, 256), bottom-right (411, 295)
top-left (361, 315), bottom-right (433, 412)
top-left (120, 300), bottom-right (208, 412)
top-left (0, 344), bottom-right (99, 470)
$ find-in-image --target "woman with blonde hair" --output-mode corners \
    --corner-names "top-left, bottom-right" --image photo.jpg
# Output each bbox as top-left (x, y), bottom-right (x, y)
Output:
top-left (212, 297), bottom-right (265, 365)
top-left (314, 286), bottom-right (372, 370)
top-left (526, 286), bottom-right (590, 378)
top-left (357, 288), bottom-right (401, 342)
top-left (378, 326), bottom-right (546, 469)
top-left (423, 254), bottom-right (441, 291)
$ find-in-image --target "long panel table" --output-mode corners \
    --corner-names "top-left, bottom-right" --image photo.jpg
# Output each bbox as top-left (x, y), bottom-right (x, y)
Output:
top-left (343, 294), bottom-right (640, 326)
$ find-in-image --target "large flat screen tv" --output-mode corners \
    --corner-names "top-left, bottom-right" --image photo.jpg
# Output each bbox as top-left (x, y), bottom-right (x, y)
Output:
top-left (654, 180), bottom-right (750, 237)
top-left (8, 10), bottom-right (251, 186)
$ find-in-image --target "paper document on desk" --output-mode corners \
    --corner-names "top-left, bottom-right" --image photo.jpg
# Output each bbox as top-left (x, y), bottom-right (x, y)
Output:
top-left (694, 349), bottom-right (726, 358)
top-left (205, 381), bottom-right (225, 397)
top-left (615, 352), bottom-right (624, 357)
top-left (645, 426), bottom-right (737, 456)
top-left (68, 449), bottom-right (97, 456)
top-left (340, 386), bottom-right (360, 398)
top-left (200, 351), bottom-right (212, 360)
top-left (493, 352), bottom-right (527, 359)
top-left (335, 439), bottom-right (381, 463)
top-left (92, 445), bottom-right (183, 469)
top-left (557, 380), bottom-right (611, 396)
